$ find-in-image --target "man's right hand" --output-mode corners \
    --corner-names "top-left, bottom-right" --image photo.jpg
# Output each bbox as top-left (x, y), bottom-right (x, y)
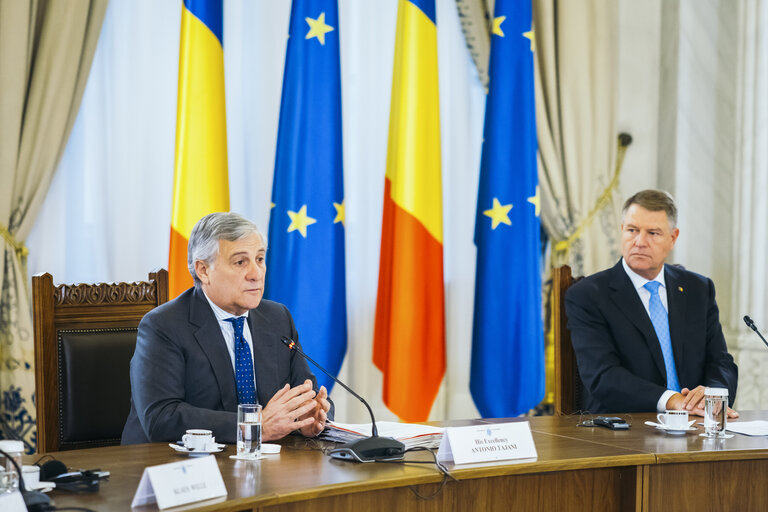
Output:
top-left (665, 389), bottom-right (739, 418)
top-left (261, 381), bottom-right (318, 441)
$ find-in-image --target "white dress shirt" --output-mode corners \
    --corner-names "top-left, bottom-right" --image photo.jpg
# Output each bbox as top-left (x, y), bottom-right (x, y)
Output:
top-left (621, 258), bottom-right (676, 412)
top-left (202, 291), bottom-right (258, 390)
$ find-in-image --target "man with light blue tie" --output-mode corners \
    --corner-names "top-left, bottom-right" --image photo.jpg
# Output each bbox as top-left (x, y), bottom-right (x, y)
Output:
top-left (565, 190), bottom-right (738, 416)
top-left (122, 212), bottom-right (332, 444)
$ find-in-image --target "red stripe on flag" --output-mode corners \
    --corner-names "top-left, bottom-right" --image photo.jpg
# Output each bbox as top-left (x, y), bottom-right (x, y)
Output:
top-left (374, 178), bottom-right (445, 421)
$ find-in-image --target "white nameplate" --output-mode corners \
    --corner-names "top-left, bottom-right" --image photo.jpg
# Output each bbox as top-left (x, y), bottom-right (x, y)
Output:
top-left (437, 421), bottom-right (537, 465)
top-left (0, 490), bottom-right (26, 512)
top-left (131, 455), bottom-right (227, 509)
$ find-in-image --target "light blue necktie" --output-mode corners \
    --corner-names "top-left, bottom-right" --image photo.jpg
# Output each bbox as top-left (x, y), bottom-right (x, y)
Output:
top-left (224, 317), bottom-right (257, 404)
top-left (643, 281), bottom-right (681, 392)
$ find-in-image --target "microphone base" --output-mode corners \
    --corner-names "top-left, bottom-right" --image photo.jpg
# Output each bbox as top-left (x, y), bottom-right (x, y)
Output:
top-left (329, 436), bottom-right (406, 463)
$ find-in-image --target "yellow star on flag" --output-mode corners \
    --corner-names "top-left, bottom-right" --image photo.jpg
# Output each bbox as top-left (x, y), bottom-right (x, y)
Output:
top-left (287, 205), bottom-right (317, 237)
top-left (527, 186), bottom-right (540, 217)
top-left (305, 12), bottom-right (334, 45)
top-left (483, 197), bottom-right (513, 229)
top-left (333, 201), bottom-right (345, 225)
top-left (492, 16), bottom-right (506, 37)
top-left (523, 29), bottom-right (535, 52)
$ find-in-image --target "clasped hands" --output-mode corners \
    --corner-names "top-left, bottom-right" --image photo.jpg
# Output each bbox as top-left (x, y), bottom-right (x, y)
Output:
top-left (666, 385), bottom-right (739, 418)
top-left (261, 379), bottom-right (330, 441)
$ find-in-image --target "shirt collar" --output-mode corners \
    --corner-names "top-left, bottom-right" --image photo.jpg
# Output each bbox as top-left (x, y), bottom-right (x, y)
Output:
top-left (621, 257), bottom-right (666, 292)
top-left (201, 289), bottom-right (250, 322)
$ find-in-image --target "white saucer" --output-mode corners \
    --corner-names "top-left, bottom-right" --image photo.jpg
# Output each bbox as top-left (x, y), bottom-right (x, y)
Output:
top-left (262, 443), bottom-right (281, 454)
top-left (169, 443), bottom-right (225, 455)
top-left (644, 420), bottom-right (697, 434)
top-left (228, 444), bottom-right (280, 460)
top-left (26, 481), bottom-right (55, 492)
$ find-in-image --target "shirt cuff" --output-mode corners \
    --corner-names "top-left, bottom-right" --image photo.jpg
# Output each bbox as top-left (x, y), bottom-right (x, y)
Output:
top-left (657, 390), bottom-right (677, 412)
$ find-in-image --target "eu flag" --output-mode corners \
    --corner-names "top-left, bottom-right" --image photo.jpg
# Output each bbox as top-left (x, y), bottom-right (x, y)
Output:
top-left (266, 0), bottom-right (346, 391)
top-left (470, 0), bottom-right (544, 417)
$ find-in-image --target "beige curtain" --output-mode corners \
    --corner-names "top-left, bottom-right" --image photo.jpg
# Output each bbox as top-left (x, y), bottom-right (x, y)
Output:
top-left (533, 0), bottom-right (623, 277)
top-left (0, 0), bottom-right (106, 451)
top-left (454, 0), bottom-right (494, 89)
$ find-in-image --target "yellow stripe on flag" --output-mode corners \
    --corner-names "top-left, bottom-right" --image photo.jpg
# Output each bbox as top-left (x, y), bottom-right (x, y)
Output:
top-left (169, 4), bottom-right (230, 298)
top-left (385, 0), bottom-right (442, 243)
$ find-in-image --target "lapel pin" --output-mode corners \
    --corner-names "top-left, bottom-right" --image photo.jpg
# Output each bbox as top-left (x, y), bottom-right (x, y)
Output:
top-left (678, 286), bottom-right (683, 292)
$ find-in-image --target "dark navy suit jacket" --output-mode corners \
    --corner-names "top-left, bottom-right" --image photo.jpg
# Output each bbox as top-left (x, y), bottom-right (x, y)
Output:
top-left (121, 287), bottom-right (331, 444)
top-left (565, 260), bottom-right (737, 413)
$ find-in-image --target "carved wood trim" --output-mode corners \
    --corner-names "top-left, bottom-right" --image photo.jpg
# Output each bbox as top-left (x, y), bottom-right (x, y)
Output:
top-left (54, 280), bottom-right (157, 306)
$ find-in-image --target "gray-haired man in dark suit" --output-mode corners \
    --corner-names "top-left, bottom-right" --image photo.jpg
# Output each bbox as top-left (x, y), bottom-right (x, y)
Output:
top-left (122, 212), bottom-right (331, 444)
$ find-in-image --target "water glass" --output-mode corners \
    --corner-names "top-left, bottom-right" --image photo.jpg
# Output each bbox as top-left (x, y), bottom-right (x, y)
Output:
top-left (703, 387), bottom-right (728, 437)
top-left (0, 440), bottom-right (23, 493)
top-left (237, 404), bottom-right (262, 459)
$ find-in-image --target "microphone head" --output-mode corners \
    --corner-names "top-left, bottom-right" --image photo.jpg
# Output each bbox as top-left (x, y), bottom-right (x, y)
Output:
top-left (744, 315), bottom-right (755, 329)
top-left (280, 336), bottom-right (295, 349)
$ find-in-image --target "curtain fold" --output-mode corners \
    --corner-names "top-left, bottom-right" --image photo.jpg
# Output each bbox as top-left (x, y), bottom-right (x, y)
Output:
top-left (730, 0), bottom-right (768, 410)
top-left (533, 0), bottom-right (622, 277)
top-left (0, 0), bottom-right (107, 451)
top-left (454, 0), bottom-right (494, 88)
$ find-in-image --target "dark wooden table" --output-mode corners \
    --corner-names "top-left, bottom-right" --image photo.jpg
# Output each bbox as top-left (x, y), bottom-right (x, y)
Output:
top-left (26, 413), bottom-right (768, 511)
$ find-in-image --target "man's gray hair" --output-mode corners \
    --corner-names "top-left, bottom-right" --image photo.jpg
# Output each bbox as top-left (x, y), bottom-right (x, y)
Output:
top-left (622, 189), bottom-right (678, 230)
top-left (187, 212), bottom-right (267, 287)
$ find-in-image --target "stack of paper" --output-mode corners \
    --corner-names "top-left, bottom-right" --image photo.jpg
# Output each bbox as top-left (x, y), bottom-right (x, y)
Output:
top-left (320, 421), bottom-right (444, 449)
top-left (726, 420), bottom-right (768, 436)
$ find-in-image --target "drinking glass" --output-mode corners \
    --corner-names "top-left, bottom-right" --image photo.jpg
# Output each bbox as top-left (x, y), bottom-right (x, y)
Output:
top-left (703, 387), bottom-right (728, 437)
top-left (237, 404), bottom-right (262, 459)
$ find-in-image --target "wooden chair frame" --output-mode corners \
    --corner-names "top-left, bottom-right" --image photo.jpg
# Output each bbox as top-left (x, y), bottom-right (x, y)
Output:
top-left (32, 269), bottom-right (168, 453)
top-left (553, 265), bottom-right (584, 415)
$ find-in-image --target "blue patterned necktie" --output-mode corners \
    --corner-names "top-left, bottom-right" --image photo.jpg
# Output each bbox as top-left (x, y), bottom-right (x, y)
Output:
top-left (643, 281), bottom-right (681, 392)
top-left (224, 317), bottom-right (257, 404)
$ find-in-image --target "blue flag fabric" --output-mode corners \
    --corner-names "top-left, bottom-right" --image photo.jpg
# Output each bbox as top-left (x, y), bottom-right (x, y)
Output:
top-left (470, 0), bottom-right (544, 417)
top-left (266, 0), bottom-right (346, 391)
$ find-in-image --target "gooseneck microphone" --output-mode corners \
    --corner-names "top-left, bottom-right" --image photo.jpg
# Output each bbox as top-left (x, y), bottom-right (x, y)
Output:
top-left (281, 336), bottom-right (405, 462)
top-left (744, 316), bottom-right (768, 349)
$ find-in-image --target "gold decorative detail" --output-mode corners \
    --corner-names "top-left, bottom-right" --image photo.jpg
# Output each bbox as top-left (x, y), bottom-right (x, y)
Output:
top-left (553, 134), bottom-right (632, 259)
top-left (1, 222), bottom-right (29, 266)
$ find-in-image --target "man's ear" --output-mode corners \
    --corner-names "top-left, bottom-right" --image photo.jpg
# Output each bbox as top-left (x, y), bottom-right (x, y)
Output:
top-left (670, 227), bottom-right (680, 245)
top-left (194, 260), bottom-right (211, 285)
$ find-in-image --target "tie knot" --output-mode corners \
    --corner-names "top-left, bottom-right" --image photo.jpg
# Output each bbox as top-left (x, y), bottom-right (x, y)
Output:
top-left (643, 281), bottom-right (661, 295)
top-left (225, 316), bottom-right (245, 337)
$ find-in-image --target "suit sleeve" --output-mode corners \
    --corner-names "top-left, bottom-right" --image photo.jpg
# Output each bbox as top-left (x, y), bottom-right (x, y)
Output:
top-left (702, 278), bottom-right (738, 406)
top-left (279, 305), bottom-right (335, 422)
top-left (130, 312), bottom-right (237, 443)
top-left (565, 283), bottom-right (668, 412)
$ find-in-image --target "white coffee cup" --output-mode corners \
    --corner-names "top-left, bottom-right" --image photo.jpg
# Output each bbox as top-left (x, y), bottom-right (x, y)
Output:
top-left (22, 465), bottom-right (40, 489)
top-left (657, 410), bottom-right (689, 430)
top-left (182, 429), bottom-right (214, 451)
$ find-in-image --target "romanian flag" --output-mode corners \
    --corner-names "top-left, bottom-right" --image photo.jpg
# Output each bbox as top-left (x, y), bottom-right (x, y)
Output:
top-left (265, 0), bottom-right (347, 391)
top-left (169, 0), bottom-right (229, 298)
top-left (374, 0), bottom-right (444, 422)
top-left (470, 0), bottom-right (544, 417)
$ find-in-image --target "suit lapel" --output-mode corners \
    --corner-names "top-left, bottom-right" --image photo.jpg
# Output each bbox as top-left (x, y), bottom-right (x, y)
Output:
top-left (608, 261), bottom-right (668, 379)
top-left (248, 308), bottom-right (280, 406)
top-left (189, 288), bottom-right (238, 411)
top-left (665, 265), bottom-right (687, 379)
